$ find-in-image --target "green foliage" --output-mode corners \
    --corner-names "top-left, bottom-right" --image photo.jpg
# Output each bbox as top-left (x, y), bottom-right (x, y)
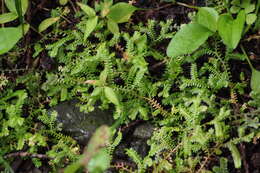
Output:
top-left (197, 7), bottom-right (219, 32)
top-left (38, 17), bottom-right (60, 33)
top-left (212, 157), bottom-right (229, 173)
top-left (251, 69), bottom-right (260, 93)
top-left (107, 2), bottom-right (137, 23)
top-left (218, 10), bottom-right (245, 49)
top-left (167, 23), bottom-right (213, 58)
top-left (230, 0), bottom-right (258, 24)
top-left (1, 0), bottom-right (260, 172)
top-left (77, 0), bottom-right (138, 36)
top-left (64, 125), bottom-right (111, 173)
top-left (0, 24), bottom-right (29, 54)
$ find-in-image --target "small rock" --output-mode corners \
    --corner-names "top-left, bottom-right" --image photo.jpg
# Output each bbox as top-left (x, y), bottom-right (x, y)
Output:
top-left (49, 100), bottom-right (114, 145)
top-left (132, 123), bottom-right (154, 139)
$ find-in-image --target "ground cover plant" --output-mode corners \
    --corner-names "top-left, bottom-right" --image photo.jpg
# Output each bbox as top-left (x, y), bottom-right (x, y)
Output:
top-left (0, 0), bottom-right (260, 172)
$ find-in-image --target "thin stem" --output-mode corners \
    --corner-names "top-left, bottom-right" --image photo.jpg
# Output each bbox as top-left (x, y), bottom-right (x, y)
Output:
top-left (240, 45), bottom-right (254, 70)
top-left (176, 2), bottom-right (198, 9)
top-left (30, 25), bottom-right (44, 37)
top-left (1, 0), bottom-right (5, 27)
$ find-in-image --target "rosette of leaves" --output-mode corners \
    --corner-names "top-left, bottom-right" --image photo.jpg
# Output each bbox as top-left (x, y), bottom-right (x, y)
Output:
top-left (166, 7), bottom-right (246, 58)
top-left (230, 0), bottom-right (257, 25)
top-left (77, 0), bottom-right (138, 40)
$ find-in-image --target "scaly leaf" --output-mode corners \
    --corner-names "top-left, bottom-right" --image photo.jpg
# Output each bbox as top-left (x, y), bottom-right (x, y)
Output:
top-left (0, 13), bottom-right (17, 24)
top-left (217, 10), bottom-right (245, 49)
top-left (104, 87), bottom-right (120, 105)
top-left (228, 143), bottom-right (241, 168)
top-left (196, 7), bottom-right (219, 32)
top-left (38, 17), bottom-right (60, 32)
top-left (0, 24), bottom-right (29, 55)
top-left (167, 23), bottom-right (213, 58)
top-left (84, 16), bottom-right (98, 41)
top-left (107, 2), bottom-right (137, 23)
top-left (77, 2), bottom-right (96, 17)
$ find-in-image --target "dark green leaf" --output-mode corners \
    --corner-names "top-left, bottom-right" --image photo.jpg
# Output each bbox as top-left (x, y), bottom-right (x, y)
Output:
top-left (244, 4), bottom-right (255, 13)
top-left (104, 87), bottom-right (120, 105)
top-left (0, 13), bottom-right (17, 24)
top-left (217, 10), bottom-right (245, 49)
top-left (230, 6), bottom-right (240, 13)
top-left (251, 69), bottom-right (260, 93)
top-left (0, 24), bottom-right (29, 54)
top-left (107, 2), bottom-right (137, 23)
top-left (77, 2), bottom-right (96, 17)
top-left (84, 16), bottom-right (98, 41)
top-left (197, 7), bottom-right (219, 32)
top-left (246, 13), bottom-right (257, 25)
top-left (167, 23), bottom-right (213, 58)
top-left (38, 17), bottom-right (60, 32)
top-left (107, 19), bottom-right (119, 34)
top-left (5, 0), bottom-right (28, 15)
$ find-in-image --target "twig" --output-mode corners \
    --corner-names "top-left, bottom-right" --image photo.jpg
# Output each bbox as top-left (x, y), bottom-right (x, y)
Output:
top-left (154, 3), bottom-right (173, 11)
top-left (197, 154), bottom-right (211, 173)
top-left (240, 45), bottom-right (254, 70)
top-left (165, 142), bottom-right (182, 161)
top-left (150, 60), bottom-right (167, 70)
top-left (69, 0), bottom-right (77, 14)
top-left (60, 15), bottom-right (72, 24)
top-left (5, 152), bottom-right (52, 159)
top-left (243, 35), bottom-right (260, 42)
top-left (176, 2), bottom-right (198, 9)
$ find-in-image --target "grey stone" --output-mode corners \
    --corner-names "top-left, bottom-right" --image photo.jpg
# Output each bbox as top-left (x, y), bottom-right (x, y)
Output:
top-left (50, 100), bottom-right (114, 145)
top-left (132, 123), bottom-right (154, 139)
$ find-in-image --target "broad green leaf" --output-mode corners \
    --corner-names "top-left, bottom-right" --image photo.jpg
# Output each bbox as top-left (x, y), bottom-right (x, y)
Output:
top-left (197, 7), bottom-right (219, 32)
top-left (0, 13), bottom-right (17, 24)
top-left (231, 0), bottom-right (240, 5)
top-left (251, 69), bottom-right (260, 93)
top-left (104, 87), bottom-right (120, 105)
top-left (244, 4), bottom-right (255, 13)
top-left (217, 10), bottom-right (245, 49)
top-left (107, 2), bottom-right (137, 23)
top-left (246, 13), bottom-right (257, 25)
top-left (230, 6), bottom-right (240, 13)
top-left (87, 148), bottom-right (110, 173)
top-left (91, 87), bottom-right (102, 97)
top-left (166, 23), bottom-right (213, 58)
top-left (64, 161), bottom-right (82, 173)
top-left (228, 143), bottom-right (241, 168)
top-left (5, 0), bottom-right (28, 15)
top-left (77, 2), bottom-right (96, 17)
top-left (59, 0), bottom-right (68, 5)
top-left (38, 17), bottom-right (60, 32)
top-left (0, 24), bottom-right (29, 55)
top-left (107, 19), bottom-right (119, 34)
top-left (84, 16), bottom-right (98, 41)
